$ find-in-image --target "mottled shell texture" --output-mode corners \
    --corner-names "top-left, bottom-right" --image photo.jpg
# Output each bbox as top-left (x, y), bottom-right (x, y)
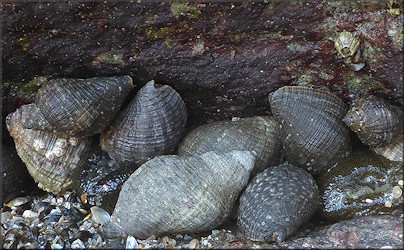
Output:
top-left (110, 150), bottom-right (255, 239)
top-left (237, 163), bottom-right (319, 242)
top-left (6, 104), bottom-right (92, 194)
top-left (343, 95), bottom-right (403, 147)
top-left (100, 80), bottom-right (187, 166)
top-left (178, 116), bottom-right (282, 177)
top-left (334, 30), bottom-right (361, 64)
top-left (24, 76), bottom-right (134, 137)
top-left (268, 86), bottom-right (351, 174)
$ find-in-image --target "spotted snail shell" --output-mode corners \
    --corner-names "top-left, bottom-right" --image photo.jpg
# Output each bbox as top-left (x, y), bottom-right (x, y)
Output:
top-left (237, 163), bottom-right (319, 243)
top-left (268, 86), bottom-right (351, 174)
top-left (177, 116), bottom-right (282, 177)
top-left (100, 80), bottom-right (187, 166)
top-left (6, 104), bottom-right (92, 194)
top-left (24, 76), bottom-right (134, 137)
top-left (103, 150), bottom-right (256, 239)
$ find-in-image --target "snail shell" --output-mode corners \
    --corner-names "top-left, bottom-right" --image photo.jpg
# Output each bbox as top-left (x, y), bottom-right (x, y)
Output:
top-left (100, 80), bottom-right (187, 166)
top-left (24, 76), bottom-right (134, 137)
top-left (6, 104), bottom-right (92, 194)
top-left (372, 135), bottom-right (403, 162)
top-left (177, 116), bottom-right (283, 177)
top-left (268, 86), bottom-right (351, 174)
top-left (1, 145), bottom-right (36, 202)
top-left (317, 150), bottom-right (403, 222)
top-left (105, 150), bottom-right (255, 239)
top-left (237, 163), bottom-right (319, 243)
top-left (343, 95), bottom-right (403, 147)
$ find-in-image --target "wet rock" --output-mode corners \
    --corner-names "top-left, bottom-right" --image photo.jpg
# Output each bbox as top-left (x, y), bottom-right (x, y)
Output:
top-left (277, 215), bottom-right (403, 249)
top-left (2, 1), bottom-right (403, 129)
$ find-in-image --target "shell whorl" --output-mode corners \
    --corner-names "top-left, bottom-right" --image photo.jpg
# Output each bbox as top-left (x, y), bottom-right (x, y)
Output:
top-left (237, 163), bottom-right (319, 242)
top-left (6, 104), bottom-right (92, 194)
top-left (24, 75), bottom-right (134, 137)
top-left (343, 95), bottom-right (403, 147)
top-left (100, 80), bottom-right (187, 166)
top-left (269, 86), bottom-right (351, 174)
top-left (109, 150), bottom-right (255, 239)
top-left (177, 116), bottom-right (282, 177)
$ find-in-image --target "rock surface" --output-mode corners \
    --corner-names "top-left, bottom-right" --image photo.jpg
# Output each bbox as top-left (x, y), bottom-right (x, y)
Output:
top-left (2, 1), bottom-right (403, 130)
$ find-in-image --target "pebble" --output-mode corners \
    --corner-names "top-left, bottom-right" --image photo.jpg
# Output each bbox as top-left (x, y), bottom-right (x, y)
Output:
top-left (2, 191), bottom-right (401, 249)
top-left (189, 239), bottom-right (198, 249)
top-left (90, 206), bottom-right (110, 225)
top-left (126, 235), bottom-right (138, 249)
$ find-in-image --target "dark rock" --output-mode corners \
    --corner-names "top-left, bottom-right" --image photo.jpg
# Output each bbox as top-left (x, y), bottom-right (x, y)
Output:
top-left (277, 215), bottom-right (403, 249)
top-left (2, 1), bottom-right (403, 129)
top-left (1, 145), bottom-right (37, 203)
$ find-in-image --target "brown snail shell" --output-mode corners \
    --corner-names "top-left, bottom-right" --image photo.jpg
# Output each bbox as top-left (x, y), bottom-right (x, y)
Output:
top-left (237, 163), bottom-right (319, 243)
top-left (177, 116), bottom-right (283, 177)
top-left (268, 86), bottom-right (351, 174)
top-left (100, 80), bottom-right (187, 166)
top-left (103, 150), bottom-right (256, 239)
top-left (343, 95), bottom-right (403, 148)
top-left (6, 104), bottom-right (92, 194)
top-left (24, 76), bottom-right (134, 137)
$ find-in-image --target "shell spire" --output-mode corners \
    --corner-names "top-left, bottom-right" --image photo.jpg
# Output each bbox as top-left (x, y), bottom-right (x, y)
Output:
top-left (100, 80), bottom-right (187, 166)
top-left (177, 116), bottom-right (282, 177)
top-left (268, 86), bottom-right (351, 175)
top-left (6, 104), bottom-right (92, 194)
top-left (23, 75), bottom-right (135, 137)
top-left (104, 150), bottom-right (255, 239)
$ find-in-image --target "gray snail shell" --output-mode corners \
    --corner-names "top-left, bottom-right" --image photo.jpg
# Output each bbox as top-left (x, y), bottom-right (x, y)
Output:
top-left (237, 163), bottom-right (319, 243)
top-left (6, 104), bottom-right (92, 194)
top-left (177, 116), bottom-right (283, 177)
top-left (100, 80), bottom-right (187, 166)
top-left (23, 76), bottom-right (134, 137)
top-left (372, 134), bottom-right (403, 162)
top-left (268, 86), bottom-right (351, 175)
top-left (103, 150), bottom-right (255, 239)
top-left (317, 149), bottom-right (403, 222)
top-left (343, 95), bottom-right (403, 148)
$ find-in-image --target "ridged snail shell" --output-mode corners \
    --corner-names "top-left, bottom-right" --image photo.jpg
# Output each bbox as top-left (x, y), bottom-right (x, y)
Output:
top-left (372, 135), bottom-right (403, 162)
top-left (237, 163), bottom-right (319, 243)
top-left (100, 80), bottom-right (187, 166)
top-left (268, 86), bottom-right (351, 174)
top-left (103, 150), bottom-right (256, 239)
top-left (343, 95), bottom-right (403, 148)
top-left (177, 116), bottom-right (282, 177)
top-left (24, 76), bottom-right (134, 137)
top-left (6, 104), bottom-right (92, 194)
top-left (317, 150), bottom-right (403, 222)
top-left (2, 146), bottom-right (36, 202)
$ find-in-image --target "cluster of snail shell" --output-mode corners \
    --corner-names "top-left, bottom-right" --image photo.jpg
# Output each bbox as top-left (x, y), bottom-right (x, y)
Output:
top-left (6, 73), bottom-right (403, 242)
top-left (6, 76), bottom-right (188, 193)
